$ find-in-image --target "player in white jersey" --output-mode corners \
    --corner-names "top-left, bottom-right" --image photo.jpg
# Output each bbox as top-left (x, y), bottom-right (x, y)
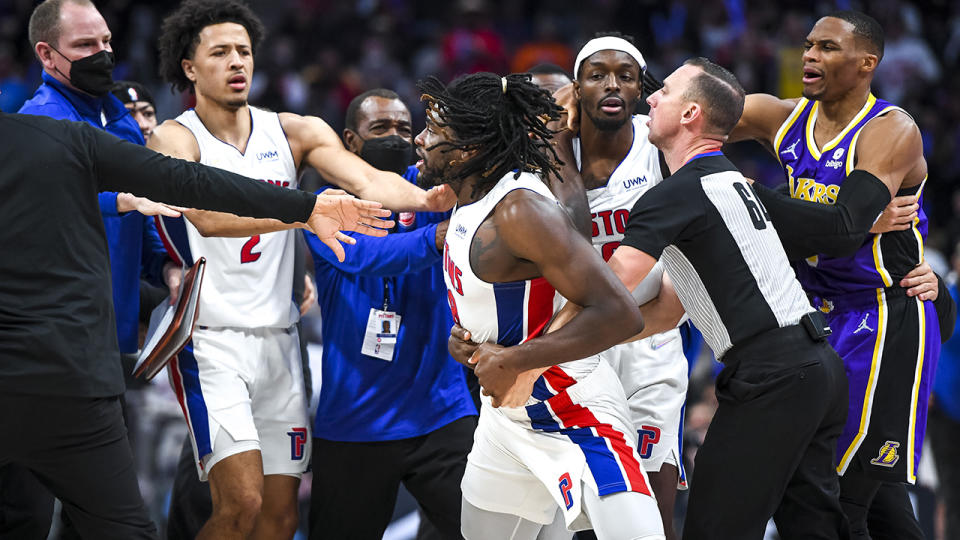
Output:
top-left (455, 36), bottom-right (689, 538)
top-left (569, 36), bottom-right (688, 540)
top-left (416, 72), bottom-right (664, 540)
top-left (148, 2), bottom-right (452, 539)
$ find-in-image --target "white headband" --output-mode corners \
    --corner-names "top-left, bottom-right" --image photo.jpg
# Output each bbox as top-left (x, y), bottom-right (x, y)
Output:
top-left (573, 36), bottom-right (646, 79)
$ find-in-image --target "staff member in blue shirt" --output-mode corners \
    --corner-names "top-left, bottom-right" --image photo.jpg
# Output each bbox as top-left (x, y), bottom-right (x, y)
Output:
top-left (305, 89), bottom-right (477, 540)
top-left (18, 0), bottom-right (180, 353)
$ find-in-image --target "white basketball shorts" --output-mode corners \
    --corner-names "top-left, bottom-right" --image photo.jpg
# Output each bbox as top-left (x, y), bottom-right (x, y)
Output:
top-left (462, 359), bottom-right (658, 531)
top-left (168, 324), bottom-right (311, 481)
top-left (601, 328), bottom-right (688, 487)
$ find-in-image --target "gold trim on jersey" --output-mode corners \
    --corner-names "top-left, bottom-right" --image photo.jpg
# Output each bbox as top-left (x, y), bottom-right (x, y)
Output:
top-left (774, 98), bottom-right (810, 164)
top-left (910, 177), bottom-right (928, 265)
top-left (838, 287), bottom-right (888, 475)
top-left (805, 94), bottom-right (877, 161)
top-left (872, 234), bottom-right (894, 287)
top-left (907, 295), bottom-right (926, 483)
top-left (845, 105), bottom-right (905, 176)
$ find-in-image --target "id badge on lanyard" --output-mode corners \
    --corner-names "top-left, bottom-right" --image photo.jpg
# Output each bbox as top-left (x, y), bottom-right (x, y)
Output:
top-left (360, 278), bottom-right (401, 361)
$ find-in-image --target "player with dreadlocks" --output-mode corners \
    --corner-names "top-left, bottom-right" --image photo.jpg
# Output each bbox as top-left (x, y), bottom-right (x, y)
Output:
top-left (416, 71), bottom-right (666, 540)
top-left (449, 34), bottom-right (688, 539)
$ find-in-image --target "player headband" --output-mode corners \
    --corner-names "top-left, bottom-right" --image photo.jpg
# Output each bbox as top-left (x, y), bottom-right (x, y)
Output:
top-left (573, 37), bottom-right (646, 79)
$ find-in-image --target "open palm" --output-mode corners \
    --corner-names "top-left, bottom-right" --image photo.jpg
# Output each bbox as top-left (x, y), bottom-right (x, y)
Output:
top-left (306, 189), bottom-right (394, 262)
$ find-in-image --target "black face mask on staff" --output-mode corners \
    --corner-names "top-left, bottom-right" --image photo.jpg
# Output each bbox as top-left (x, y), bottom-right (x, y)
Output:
top-left (50, 47), bottom-right (116, 97)
top-left (359, 135), bottom-right (414, 175)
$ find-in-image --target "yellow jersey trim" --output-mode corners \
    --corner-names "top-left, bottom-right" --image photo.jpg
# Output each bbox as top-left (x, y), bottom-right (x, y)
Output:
top-left (907, 296), bottom-right (926, 483)
top-left (837, 288), bottom-right (888, 474)
top-left (774, 98), bottom-right (809, 165)
top-left (806, 94), bottom-right (877, 161)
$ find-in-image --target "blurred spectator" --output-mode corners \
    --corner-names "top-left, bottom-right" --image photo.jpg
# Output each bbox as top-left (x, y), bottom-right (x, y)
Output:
top-left (929, 244), bottom-right (960, 540)
top-left (441, 0), bottom-right (507, 77)
top-left (510, 15), bottom-right (573, 74)
top-left (528, 62), bottom-right (571, 94)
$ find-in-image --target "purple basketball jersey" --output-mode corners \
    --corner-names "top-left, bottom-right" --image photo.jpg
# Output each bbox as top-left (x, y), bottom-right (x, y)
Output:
top-left (773, 94), bottom-right (928, 298)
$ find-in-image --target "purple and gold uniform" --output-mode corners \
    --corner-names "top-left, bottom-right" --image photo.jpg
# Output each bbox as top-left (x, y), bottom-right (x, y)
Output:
top-left (774, 94), bottom-right (939, 483)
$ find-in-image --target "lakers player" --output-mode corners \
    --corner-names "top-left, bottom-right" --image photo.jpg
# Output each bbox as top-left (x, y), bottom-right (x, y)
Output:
top-left (728, 11), bottom-right (938, 539)
top-left (148, 1), bottom-right (451, 538)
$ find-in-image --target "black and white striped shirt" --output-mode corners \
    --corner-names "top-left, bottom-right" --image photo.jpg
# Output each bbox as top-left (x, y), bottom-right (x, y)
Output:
top-left (621, 153), bottom-right (812, 358)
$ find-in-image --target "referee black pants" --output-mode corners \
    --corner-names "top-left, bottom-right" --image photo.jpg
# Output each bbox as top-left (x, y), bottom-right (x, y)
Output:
top-left (0, 393), bottom-right (157, 539)
top-left (682, 326), bottom-right (850, 540)
top-left (308, 414), bottom-right (477, 540)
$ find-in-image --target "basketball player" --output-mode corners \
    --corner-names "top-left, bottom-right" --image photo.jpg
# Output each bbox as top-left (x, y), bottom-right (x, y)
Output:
top-left (148, 1), bottom-right (452, 538)
top-left (417, 71), bottom-right (664, 540)
top-left (727, 11), bottom-right (939, 538)
top-left (563, 34), bottom-right (687, 539)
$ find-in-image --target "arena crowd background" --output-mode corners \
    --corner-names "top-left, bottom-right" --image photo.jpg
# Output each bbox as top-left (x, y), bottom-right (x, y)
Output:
top-left (1, 0), bottom-right (959, 538)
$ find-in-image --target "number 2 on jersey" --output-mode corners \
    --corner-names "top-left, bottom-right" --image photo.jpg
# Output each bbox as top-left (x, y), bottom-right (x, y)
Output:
top-left (240, 235), bottom-right (262, 263)
top-left (733, 182), bottom-right (771, 230)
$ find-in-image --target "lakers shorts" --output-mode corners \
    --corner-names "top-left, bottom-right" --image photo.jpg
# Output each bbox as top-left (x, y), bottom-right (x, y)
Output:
top-left (817, 288), bottom-right (940, 483)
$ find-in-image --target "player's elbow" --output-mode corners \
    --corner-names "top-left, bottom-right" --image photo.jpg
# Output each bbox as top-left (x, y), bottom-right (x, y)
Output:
top-left (615, 295), bottom-right (645, 338)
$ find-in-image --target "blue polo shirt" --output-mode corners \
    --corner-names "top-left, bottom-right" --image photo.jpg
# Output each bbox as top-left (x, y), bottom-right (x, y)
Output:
top-left (19, 72), bottom-right (169, 353)
top-left (306, 166), bottom-right (476, 442)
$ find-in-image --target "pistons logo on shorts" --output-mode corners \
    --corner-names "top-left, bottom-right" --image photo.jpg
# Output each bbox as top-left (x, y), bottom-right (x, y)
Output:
top-left (287, 427), bottom-right (307, 460)
top-left (638, 425), bottom-right (661, 459)
top-left (398, 212), bottom-right (416, 228)
top-left (558, 472), bottom-right (574, 510)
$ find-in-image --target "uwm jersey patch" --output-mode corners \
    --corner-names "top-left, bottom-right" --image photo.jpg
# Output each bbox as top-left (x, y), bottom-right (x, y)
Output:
top-left (157, 106), bottom-right (300, 328)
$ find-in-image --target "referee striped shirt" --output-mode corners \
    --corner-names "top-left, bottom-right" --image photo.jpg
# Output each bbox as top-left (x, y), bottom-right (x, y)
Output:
top-left (621, 152), bottom-right (812, 358)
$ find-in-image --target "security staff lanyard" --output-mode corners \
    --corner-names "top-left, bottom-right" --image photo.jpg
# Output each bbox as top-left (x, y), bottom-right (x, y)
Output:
top-left (361, 277), bottom-right (401, 361)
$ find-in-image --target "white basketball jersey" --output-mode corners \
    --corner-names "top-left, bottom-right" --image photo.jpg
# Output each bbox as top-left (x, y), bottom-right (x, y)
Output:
top-left (160, 106), bottom-right (299, 328)
top-left (443, 172), bottom-right (598, 380)
top-left (574, 115), bottom-right (687, 403)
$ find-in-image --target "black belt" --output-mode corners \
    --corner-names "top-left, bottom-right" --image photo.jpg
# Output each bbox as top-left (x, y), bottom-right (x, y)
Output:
top-left (723, 311), bottom-right (832, 364)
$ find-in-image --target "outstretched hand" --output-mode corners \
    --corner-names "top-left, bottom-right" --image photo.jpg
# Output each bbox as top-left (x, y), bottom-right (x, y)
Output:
top-left (424, 184), bottom-right (457, 212)
top-left (306, 189), bottom-right (394, 262)
top-left (117, 192), bottom-right (185, 217)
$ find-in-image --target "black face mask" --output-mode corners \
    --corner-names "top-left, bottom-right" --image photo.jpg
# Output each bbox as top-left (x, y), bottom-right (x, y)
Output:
top-left (52, 48), bottom-right (115, 97)
top-left (359, 135), bottom-right (413, 175)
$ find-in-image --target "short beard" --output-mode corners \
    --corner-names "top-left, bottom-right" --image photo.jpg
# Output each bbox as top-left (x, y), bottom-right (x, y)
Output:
top-left (584, 107), bottom-right (630, 132)
top-left (416, 164), bottom-right (447, 189)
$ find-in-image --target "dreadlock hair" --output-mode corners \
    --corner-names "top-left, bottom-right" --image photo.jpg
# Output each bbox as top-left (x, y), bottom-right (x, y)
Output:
top-left (157, 0), bottom-right (266, 94)
top-left (417, 72), bottom-right (564, 196)
top-left (586, 31), bottom-right (662, 99)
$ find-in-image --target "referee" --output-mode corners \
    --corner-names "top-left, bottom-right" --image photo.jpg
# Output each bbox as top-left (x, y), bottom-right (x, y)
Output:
top-left (607, 58), bottom-right (850, 539)
top-left (0, 111), bottom-right (389, 538)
